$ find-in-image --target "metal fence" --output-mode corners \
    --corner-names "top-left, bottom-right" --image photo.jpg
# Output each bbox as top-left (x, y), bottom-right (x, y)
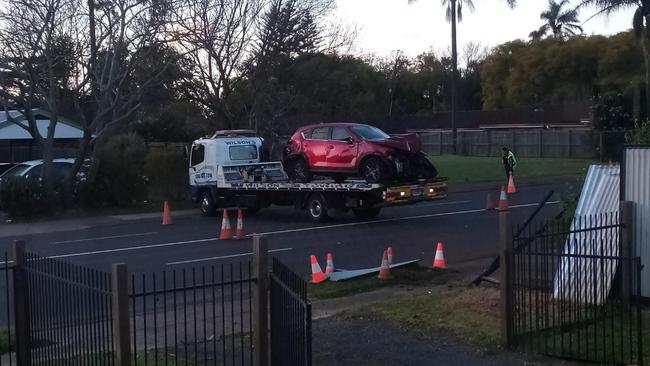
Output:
top-left (129, 263), bottom-right (254, 365)
top-left (270, 258), bottom-right (311, 366)
top-left (0, 253), bottom-right (15, 366)
top-left (419, 130), bottom-right (626, 160)
top-left (506, 213), bottom-right (643, 365)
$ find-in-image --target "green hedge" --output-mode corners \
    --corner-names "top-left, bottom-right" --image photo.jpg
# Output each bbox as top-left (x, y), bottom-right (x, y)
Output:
top-left (144, 146), bottom-right (188, 203)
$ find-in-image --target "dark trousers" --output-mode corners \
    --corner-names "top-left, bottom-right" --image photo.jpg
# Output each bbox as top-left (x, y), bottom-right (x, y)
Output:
top-left (504, 166), bottom-right (513, 181)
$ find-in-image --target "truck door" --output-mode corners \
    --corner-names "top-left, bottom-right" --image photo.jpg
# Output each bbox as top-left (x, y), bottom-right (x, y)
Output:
top-left (304, 127), bottom-right (331, 168)
top-left (189, 143), bottom-right (207, 185)
top-left (327, 127), bottom-right (358, 169)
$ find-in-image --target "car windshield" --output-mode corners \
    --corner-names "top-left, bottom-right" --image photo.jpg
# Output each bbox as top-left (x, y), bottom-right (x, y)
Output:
top-left (1, 164), bottom-right (32, 178)
top-left (351, 125), bottom-right (390, 140)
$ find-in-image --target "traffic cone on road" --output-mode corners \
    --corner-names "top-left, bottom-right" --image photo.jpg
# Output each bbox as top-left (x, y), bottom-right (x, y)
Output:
top-left (235, 208), bottom-right (245, 240)
top-left (485, 192), bottom-right (495, 210)
top-left (311, 255), bottom-right (326, 283)
top-left (507, 174), bottom-right (517, 193)
top-left (498, 186), bottom-right (509, 211)
top-left (433, 242), bottom-right (446, 269)
top-left (325, 253), bottom-right (334, 276)
top-left (162, 200), bottom-right (173, 225)
top-left (387, 247), bottom-right (393, 266)
top-left (219, 209), bottom-right (233, 240)
top-left (378, 250), bottom-right (392, 280)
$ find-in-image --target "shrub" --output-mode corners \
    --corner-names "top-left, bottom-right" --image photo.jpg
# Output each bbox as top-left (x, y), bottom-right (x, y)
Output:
top-left (144, 146), bottom-right (188, 202)
top-left (0, 176), bottom-right (47, 218)
top-left (626, 120), bottom-right (650, 144)
top-left (80, 133), bottom-right (148, 208)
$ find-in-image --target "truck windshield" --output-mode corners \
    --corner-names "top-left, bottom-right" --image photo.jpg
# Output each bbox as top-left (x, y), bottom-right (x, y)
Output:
top-left (351, 125), bottom-right (390, 140)
top-left (229, 145), bottom-right (258, 160)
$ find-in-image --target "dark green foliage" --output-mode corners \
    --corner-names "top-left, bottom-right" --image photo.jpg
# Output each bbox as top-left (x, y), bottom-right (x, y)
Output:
top-left (144, 146), bottom-right (189, 202)
top-left (593, 91), bottom-right (635, 131)
top-left (627, 120), bottom-right (650, 144)
top-left (80, 134), bottom-right (148, 208)
top-left (0, 176), bottom-right (48, 218)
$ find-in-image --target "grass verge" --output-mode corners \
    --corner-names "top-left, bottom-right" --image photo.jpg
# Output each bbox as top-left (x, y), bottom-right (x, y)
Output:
top-left (428, 155), bottom-right (592, 184)
top-left (308, 264), bottom-right (457, 300)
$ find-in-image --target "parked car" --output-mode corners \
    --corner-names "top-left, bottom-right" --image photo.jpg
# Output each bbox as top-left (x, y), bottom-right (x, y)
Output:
top-left (283, 123), bottom-right (438, 183)
top-left (0, 158), bottom-right (90, 193)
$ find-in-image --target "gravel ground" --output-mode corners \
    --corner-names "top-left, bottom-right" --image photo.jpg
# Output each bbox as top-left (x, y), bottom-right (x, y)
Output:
top-left (313, 316), bottom-right (576, 366)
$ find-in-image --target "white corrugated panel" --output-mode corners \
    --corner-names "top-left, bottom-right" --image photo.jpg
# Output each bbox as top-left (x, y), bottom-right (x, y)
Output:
top-left (0, 120), bottom-right (83, 139)
top-left (624, 147), bottom-right (650, 297)
top-left (554, 164), bottom-right (620, 304)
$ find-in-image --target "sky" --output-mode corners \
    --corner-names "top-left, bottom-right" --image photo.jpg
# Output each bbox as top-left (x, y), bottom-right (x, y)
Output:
top-left (334, 0), bottom-right (636, 58)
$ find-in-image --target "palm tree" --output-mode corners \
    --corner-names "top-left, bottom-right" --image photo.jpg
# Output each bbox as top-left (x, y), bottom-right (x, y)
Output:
top-left (530, 0), bottom-right (583, 40)
top-left (579, 0), bottom-right (650, 117)
top-left (409, 0), bottom-right (517, 154)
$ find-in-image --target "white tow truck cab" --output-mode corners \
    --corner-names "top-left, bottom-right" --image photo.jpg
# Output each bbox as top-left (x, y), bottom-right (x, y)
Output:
top-left (189, 130), bottom-right (448, 222)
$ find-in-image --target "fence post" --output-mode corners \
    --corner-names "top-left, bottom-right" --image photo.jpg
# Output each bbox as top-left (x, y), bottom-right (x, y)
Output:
top-left (438, 131), bottom-right (443, 155)
top-left (620, 201), bottom-right (635, 306)
top-left (538, 130), bottom-right (543, 158)
top-left (499, 211), bottom-right (514, 349)
top-left (112, 263), bottom-right (131, 366)
top-left (486, 129), bottom-right (492, 157)
top-left (599, 132), bottom-right (604, 162)
top-left (252, 235), bottom-right (269, 366)
top-left (568, 130), bottom-right (573, 158)
top-left (12, 240), bottom-right (31, 366)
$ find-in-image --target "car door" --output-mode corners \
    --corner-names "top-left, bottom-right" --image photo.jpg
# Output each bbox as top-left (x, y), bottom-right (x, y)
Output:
top-left (327, 127), bottom-right (358, 169)
top-left (189, 143), bottom-right (207, 185)
top-left (304, 127), bottom-right (331, 168)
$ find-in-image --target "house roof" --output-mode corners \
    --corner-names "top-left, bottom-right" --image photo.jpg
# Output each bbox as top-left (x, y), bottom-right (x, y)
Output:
top-left (0, 109), bottom-right (84, 140)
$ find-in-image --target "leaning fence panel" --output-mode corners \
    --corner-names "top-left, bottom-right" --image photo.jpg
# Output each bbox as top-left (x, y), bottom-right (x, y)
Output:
top-left (129, 262), bottom-right (254, 365)
top-left (509, 214), bottom-right (643, 365)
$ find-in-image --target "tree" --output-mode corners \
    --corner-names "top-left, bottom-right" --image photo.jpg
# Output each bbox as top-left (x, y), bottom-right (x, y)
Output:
top-left (530, 0), bottom-right (583, 40)
top-left (579, 0), bottom-right (650, 118)
top-left (408, 0), bottom-right (517, 153)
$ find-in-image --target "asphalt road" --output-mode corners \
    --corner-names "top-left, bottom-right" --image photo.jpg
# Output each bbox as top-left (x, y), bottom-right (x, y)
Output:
top-left (0, 183), bottom-right (565, 277)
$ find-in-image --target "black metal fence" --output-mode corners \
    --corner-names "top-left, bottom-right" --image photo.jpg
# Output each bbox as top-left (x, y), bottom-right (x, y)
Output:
top-left (270, 258), bottom-right (311, 366)
top-left (1, 253), bottom-right (15, 366)
top-left (129, 263), bottom-right (254, 365)
top-left (507, 213), bottom-right (643, 365)
top-left (23, 251), bottom-right (115, 365)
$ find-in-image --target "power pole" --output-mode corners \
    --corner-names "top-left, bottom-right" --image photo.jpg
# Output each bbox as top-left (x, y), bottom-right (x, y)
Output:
top-left (450, 0), bottom-right (458, 154)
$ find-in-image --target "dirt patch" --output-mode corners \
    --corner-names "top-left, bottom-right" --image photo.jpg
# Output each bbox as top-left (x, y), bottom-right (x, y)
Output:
top-left (450, 285), bottom-right (500, 319)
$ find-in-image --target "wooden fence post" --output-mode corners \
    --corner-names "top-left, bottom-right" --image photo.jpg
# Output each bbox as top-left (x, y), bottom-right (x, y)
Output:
top-left (499, 211), bottom-right (514, 349)
top-left (252, 236), bottom-right (269, 366)
top-left (12, 240), bottom-right (31, 366)
top-left (112, 263), bottom-right (131, 366)
top-left (620, 201), bottom-right (635, 306)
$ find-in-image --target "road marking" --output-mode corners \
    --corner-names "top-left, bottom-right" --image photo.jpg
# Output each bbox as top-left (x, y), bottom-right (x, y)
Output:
top-left (49, 232), bottom-right (159, 244)
top-left (248, 201), bottom-right (561, 237)
top-left (166, 247), bottom-right (294, 266)
top-left (405, 199), bottom-right (472, 208)
top-left (49, 238), bottom-right (219, 259)
top-left (32, 200), bottom-right (559, 259)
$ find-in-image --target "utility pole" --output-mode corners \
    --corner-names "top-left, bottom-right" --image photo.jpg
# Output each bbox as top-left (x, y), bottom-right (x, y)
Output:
top-left (450, 0), bottom-right (458, 154)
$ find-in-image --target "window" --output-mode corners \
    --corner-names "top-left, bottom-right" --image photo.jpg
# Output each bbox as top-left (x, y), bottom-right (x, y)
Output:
top-left (351, 125), bottom-right (390, 140)
top-left (310, 127), bottom-right (330, 140)
top-left (191, 144), bottom-right (205, 166)
top-left (25, 165), bottom-right (42, 179)
top-left (229, 145), bottom-right (258, 160)
top-left (52, 163), bottom-right (73, 179)
top-left (331, 127), bottom-right (352, 141)
top-left (301, 129), bottom-right (312, 139)
top-left (1, 164), bottom-right (31, 177)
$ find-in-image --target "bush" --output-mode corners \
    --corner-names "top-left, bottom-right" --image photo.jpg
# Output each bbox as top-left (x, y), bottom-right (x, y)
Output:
top-left (144, 146), bottom-right (188, 202)
top-left (626, 120), bottom-right (650, 144)
top-left (80, 133), bottom-right (148, 208)
top-left (0, 176), bottom-right (47, 218)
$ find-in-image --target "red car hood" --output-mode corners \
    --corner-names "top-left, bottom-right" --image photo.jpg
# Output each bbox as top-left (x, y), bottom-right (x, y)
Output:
top-left (370, 133), bottom-right (422, 152)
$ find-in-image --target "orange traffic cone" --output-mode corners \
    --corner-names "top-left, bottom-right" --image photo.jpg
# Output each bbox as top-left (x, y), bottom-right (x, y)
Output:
top-left (433, 242), bottom-right (446, 269)
top-left (498, 186), bottom-right (509, 211)
top-left (219, 209), bottom-right (233, 240)
top-left (378, 250), bottom-right (392, 280)
top-left (507, 174), bottom-right (517, 193)
top-left (162, 200), bottom-right (173, 225)
top-left (387, 247), bottom-right (393, 266)
top-left (235, 209), bottom-right (245, 240)
top-left (486, 192), bottom-right (495, 210)
top-left (325, 253), bottom-right (334, 275)
top-left (311, 255), bottom-right (326, 283)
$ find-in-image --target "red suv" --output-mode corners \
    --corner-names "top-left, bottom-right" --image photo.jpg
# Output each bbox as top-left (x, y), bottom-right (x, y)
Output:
top-left (283, 123), bottom-right (437, 183)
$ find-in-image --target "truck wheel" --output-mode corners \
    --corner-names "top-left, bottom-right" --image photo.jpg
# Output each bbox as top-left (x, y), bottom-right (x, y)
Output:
top-left (200, 191), bottom-right (217, 216)
top-left (352, 207), bottom-right (381, 220)
top-left (307, 194), bottom-right (329, 222)
top-left (360, 157), bottom-right (387, 184)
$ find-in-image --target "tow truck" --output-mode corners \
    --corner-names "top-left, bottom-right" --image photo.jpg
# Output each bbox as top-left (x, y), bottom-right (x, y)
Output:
top-left (189, 130), bottom-right (448, 222)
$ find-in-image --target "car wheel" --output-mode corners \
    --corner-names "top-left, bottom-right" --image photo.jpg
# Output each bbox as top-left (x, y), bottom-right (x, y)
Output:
top-left (352, 207), bottom-right (381, 220)
top-left (200, 191), bottom-right (217, 216)
top-left (307, 194), bottom-right (329, 222)
top-left (360, 157), bottom-right (387, 184)
top-left (292, 158), bottom-right (313, 183)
